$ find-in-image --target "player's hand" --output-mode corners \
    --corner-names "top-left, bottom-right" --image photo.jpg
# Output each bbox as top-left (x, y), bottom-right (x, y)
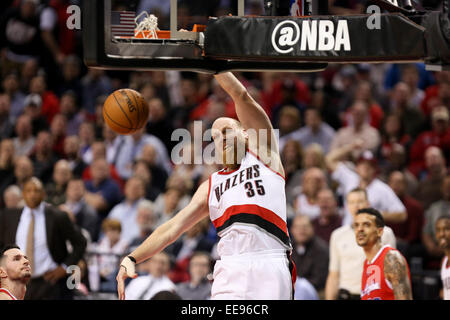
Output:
top-left (116, 256), bottom-right (138, 300)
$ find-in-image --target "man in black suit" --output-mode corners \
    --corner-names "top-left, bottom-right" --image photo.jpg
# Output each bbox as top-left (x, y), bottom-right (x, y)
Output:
top-left (0, 177), bottom-right (87, 300)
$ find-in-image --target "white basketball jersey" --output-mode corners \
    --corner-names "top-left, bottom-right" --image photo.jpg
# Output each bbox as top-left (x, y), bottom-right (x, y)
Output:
top-left (441, 256), bottom-right (450, 300)
top-left (208, 150), bottom-right (292, 257)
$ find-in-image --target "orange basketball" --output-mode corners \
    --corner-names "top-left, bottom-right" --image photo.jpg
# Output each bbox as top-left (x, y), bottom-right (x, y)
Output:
top-left (103, 89), bottom-right (149, 135)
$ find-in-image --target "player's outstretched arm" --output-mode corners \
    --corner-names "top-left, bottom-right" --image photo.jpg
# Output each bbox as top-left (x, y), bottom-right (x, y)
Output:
top-left (384, 250), bottom-right (413, 300)
top-left (214, 72), bottom-right (273, 133)
top-left (116, 180), bottom-right (210, 300)
top-left (214, 72), bottom-right (283, 176)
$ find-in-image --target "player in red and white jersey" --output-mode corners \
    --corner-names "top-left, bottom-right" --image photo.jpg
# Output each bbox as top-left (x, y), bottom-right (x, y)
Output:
top-left (354, 208), bottom-right (412, 300)
top-left (0, 245), bottom-right (31, 300)
top-left (116, 72), bottom-right (295, 300)
top-left (435, 214), bottom-right (450, 300)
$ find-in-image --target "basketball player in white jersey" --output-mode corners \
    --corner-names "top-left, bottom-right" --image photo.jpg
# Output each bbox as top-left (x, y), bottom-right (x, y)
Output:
top-left (435, 214), bottom-right (450, 300)
top-left (0, 245), bottom-right (31, 300)
top-left (116, 72), bottom-right (296, 300)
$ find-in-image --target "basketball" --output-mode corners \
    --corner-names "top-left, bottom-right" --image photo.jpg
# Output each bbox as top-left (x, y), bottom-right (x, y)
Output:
top-left (103, 89), bottom-right (149, 135)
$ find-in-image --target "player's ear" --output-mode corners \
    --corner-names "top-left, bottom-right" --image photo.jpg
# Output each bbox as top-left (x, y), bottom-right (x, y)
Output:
top-left (0, 266), bottom-right (7, 279)
top-left (377, 226), bottom-right (384, 238)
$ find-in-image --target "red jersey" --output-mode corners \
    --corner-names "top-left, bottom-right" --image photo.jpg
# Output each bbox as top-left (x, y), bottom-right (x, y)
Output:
top-left (361, 245), bottom-right (411, 300)
top-left (0, 288), bottom-right (17, 300)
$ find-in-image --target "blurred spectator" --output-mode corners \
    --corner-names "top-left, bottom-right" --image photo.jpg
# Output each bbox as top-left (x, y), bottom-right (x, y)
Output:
top-left (378, 142), bottom-right (418, 196)
top-left (94, 218), bottom-right (129, 292)
top-left (2, 72), bottom-right (25, 121)
top-left (325, 188), bottom-right (396, 300)
top-left (389, 82), bottom-right (425, 139)
top-left (280, 107), bottom-right (335, 154)
top-left (387, 171), bottom-right (425, 260)
top-left (115, 127), bottom-right (172, 180)
top-left (45, 159), bottom-right (72, 206)
top-left (311, 189), bottom-right (342, 244)
top-left (146, 97), bottom-right (174, 151)
top-left (125, 251), bottom-right (176, 300)
top-left (0, 0), bottom-right (43, 76)
top-left (415, 146), bottom-right (449, 210)
top-left (79, 122), bottom-right (96, 164)
top-left (13, 156), bottom-right (34, 190)
top-left (281, 139), bottom-right (303, 206)
top-left (384, 63), bottom-right (435, 93)
top-left (276, 105), bottom-right (301, 138)
top-left (128, 200), bottom-right (157, 252)
top-left (28, 75), bottom-right (60, 125)
top-left (84, 158), bottom-right (122, 218)
top-left (175, 252), bottom-right (213, 300)
top-left (290, 215), bottom-right (329, 294)
top-left (132, 159), bottom-right (162, 201)
top-left (81, 68), bottom-right (113, 114)
top-left (293, 168), bottom-right (327, 220)
top-left (56, 55), bottom-right (83, 99)
top-left (401, 64), bottom-right (425, 110)
top-left (379, 113), bottom-right (411, 158)
top-left (63, 178), bottom-right (99, 242)
top-left (422, 176), bottom-right (450, 264)
top-left (49, 113), bottom-right (67, 157)
top-left (421, 72), bottom-right (450, 116)
top-left (166, 218), bottom-right (215, 283)
top-left (30, 130), bottom-right (58, 184)
top-left (13, 114), bottom-right (35, 157)
top-left (82, 141), bottom-right (124, 191)
top-left (294, 277), bottom-right (319, 300)
top-left (409, 106), bottom-right (450, 177)
top-left (3, 185), bottom-right (24, 209)
top-left (0, 94), bottom-right (14, 139)
top-left (153, 184), bottom-right (190, 227)
top-left (330, 101), bottom-right (381, 156)
top-left (22, 93), bottom-right (48, 135)
top-left (0, 139), bottom-right (16, 201)
top-left (343, 80), bottom-right (384, 129)
top-left (326, 141), bottom-right (407, 225)
top-left (63, 135), bottom-right (87, 178)
top-left (107, 176), bottom-right (146, 243)
top-left (59, 91), bottom-right (84, 136)
top-left (20, 58), bottom-right (38, 92)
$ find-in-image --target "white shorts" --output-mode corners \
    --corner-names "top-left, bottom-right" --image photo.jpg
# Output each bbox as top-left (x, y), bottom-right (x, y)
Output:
top-left (211, 249), bottom-right (294, 300)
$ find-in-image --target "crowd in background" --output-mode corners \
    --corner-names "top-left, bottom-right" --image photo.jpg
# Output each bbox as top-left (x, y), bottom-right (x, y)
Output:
top-left (0, 0), bottom-right (449, 300)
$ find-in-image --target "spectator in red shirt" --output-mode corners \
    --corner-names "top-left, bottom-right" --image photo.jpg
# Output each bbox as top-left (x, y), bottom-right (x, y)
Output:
top-left (342, 80), bottom-right (384, 129)
top-left (420, 72), bottom-right (450, 116)
top-left (387, 171), bottom-right (425, 261)
top-left (409, 106), bottom-right (450, 177)
top-left (29, 75), bottom-right (60, 125)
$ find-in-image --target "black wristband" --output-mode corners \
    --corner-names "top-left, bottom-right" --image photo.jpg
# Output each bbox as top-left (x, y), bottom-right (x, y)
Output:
top-left (127, 255), bottom-right (136, 263)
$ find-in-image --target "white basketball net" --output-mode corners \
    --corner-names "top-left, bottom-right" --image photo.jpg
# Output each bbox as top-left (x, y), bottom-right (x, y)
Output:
top-left (135, 12), bottom-right (159, 39)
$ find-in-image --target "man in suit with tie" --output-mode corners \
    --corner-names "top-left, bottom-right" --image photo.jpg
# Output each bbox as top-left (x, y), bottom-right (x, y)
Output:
top-left (0, 177), bottom-right (87, 299)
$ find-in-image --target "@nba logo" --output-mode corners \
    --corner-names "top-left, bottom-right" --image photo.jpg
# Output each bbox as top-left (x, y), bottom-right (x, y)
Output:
top-left (271, 20), bottom-right (300, 54)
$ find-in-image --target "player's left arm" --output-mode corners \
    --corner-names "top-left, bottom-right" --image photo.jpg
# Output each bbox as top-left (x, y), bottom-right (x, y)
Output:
top-left (384, 250), bottom-right (413, 300)
top-left (214, 72), bottom-right (283, 174)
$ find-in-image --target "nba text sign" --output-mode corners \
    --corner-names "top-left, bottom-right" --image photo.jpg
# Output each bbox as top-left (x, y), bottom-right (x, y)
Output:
top-left (204, 14), bottom-right (425, 62)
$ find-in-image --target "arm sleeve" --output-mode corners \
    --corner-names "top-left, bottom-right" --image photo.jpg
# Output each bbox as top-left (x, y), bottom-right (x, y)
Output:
top-left (331, 162), bottom-right (359, 194)
top-left (378, 185), bottom-right (406, 214)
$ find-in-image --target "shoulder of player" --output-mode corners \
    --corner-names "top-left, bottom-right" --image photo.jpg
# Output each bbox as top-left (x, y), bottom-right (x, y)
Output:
top-left (383, 249), bottom-right (408, 276)
top-left (0, 291), bottom-right (13, 300)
